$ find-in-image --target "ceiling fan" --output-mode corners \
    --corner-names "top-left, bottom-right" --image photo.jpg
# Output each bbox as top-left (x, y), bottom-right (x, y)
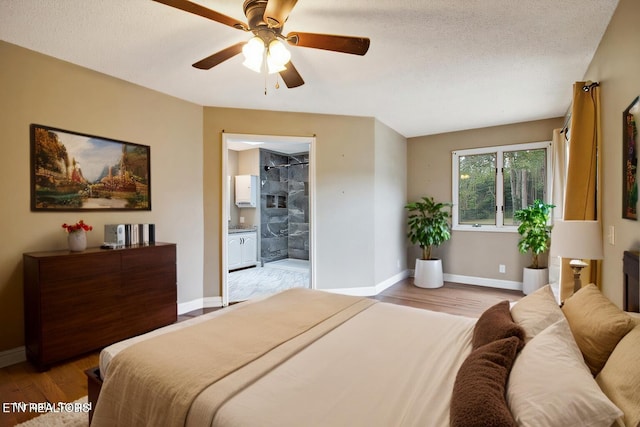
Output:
top-left (152, 0), bottom-right (370, 88)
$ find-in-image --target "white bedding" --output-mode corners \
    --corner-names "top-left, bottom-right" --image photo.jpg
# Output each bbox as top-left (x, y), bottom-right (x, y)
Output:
top-left (99, 297), bottom-right (475, 427)
top-left (212, 303), bottom-right (475, 427)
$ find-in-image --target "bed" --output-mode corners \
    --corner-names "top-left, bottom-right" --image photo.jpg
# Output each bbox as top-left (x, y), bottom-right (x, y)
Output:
top-left (87, 285), bottom-right (640, 427)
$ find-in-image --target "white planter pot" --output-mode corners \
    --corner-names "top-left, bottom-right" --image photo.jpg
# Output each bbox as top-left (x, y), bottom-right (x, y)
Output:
top-left (522, 267), bottom-right (548, 295)
top-left (414, 258), bottom-right (444, 289)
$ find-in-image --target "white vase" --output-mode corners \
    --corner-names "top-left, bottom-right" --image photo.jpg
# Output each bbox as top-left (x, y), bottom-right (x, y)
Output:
top-left (68, 231), bottom-right (87, 252)
top-left (414, 258), bottom-right (444, 288)
top-left (522, 267), bottom-right (549, 295)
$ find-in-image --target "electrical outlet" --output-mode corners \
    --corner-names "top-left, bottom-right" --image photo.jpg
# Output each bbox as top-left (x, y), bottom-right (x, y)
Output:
top-left (499, 264), bottom-right (506, 274)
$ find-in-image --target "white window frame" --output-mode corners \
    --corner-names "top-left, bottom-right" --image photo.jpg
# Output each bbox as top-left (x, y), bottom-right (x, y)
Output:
top-left (452, 141), bottom-right (552, 232)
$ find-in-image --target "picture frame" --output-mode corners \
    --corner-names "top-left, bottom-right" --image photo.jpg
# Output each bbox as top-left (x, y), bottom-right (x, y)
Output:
top-left (623, 97), bottom-right (639, 220)
top-left (30, 124), bottom-right (151, 211)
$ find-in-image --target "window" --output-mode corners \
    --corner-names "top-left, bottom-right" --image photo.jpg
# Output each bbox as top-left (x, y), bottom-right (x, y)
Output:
top-left (452, 141), bottom-right (552, 231)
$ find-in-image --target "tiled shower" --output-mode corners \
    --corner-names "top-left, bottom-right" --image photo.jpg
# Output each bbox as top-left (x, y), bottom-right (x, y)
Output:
top-left (260, 149), bottom-right (309, 263)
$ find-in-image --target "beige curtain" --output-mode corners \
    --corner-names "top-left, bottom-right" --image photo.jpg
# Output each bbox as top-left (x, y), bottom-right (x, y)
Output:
top-left (548, 128), bottom-right (567, 301)
top-left (560, 82), bottom-right (602, 301)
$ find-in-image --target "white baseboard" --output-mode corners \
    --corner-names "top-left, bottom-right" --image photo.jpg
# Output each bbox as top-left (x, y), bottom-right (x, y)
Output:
top-left (375, 270), bottom-right (410, 294)
top-left (0, 346), bottom-right (25, 368)
top-left (178, 296), bottom-right (223, 314)
top-left (177, 298), bottom-right (204, 315)
top-left (407, 270), bottom-right (523, 291)
top-left (444, 273), bottom-right (523, 291)
top-left (324, 270), bottom-right (410, 296)
top-left (203, 296), bottom-right (223, 308)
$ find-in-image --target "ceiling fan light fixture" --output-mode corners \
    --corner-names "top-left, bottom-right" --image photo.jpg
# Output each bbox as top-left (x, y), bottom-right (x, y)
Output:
top-left (242, 36), bottom-right (265, 72)
top-left (155, 0), bottom-right (370, 88)
top-left (269, 39), bottom-right (291, 64)
top-left (266, 54), bottom-right (286, 74)
top-left (266, 39), bottom-right (291, 74)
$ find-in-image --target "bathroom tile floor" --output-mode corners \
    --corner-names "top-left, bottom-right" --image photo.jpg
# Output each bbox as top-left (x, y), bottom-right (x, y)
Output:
top-left (228, 259), bottom-right (310, 302)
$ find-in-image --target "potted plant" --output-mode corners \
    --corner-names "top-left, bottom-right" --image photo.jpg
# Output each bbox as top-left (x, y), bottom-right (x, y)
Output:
top-left (513, 199), bottom-right (555, 294)
top-left (405, 196), bottom-right (453, 288)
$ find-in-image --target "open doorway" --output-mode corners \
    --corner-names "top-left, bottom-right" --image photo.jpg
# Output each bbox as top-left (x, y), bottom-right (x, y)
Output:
top-left (221, 133), bottom-right (316, 305)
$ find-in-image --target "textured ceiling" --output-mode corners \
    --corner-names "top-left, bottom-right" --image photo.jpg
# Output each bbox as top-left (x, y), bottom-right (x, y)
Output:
top-left (0, 0), bottom-right (619, 137)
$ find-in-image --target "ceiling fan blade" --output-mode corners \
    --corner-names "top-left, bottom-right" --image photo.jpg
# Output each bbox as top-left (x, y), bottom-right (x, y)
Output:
top-left (263, 0), bottom-right (298, 28)
top-left (279, 62), bottom-right (304, 88)
top-left (192, 42), bottom-right (245, 70)
top-left (286, 32), bottom-right (370, 55)
top-left (152, 0), bottom-right (248, 31)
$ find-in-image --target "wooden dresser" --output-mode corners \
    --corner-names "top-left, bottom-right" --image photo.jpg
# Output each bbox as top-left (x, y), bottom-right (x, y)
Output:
top-left (23, 243), bottom-right (177, 370)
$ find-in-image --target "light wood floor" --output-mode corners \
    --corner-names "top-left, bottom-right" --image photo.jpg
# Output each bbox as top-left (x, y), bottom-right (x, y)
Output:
top-left (0, 280), bottom-right (522, 426)
top-left (373, 278), bottom-right (523, 318)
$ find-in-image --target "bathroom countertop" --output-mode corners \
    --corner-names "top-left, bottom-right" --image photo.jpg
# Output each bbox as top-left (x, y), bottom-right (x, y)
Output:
top-left (228, 227), bottom-right (257, 234)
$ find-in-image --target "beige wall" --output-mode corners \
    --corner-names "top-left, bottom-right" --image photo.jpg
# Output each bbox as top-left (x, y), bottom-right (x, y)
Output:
top-left (407, 118), bottom-right (564, 285)
top-left (583, 0), bottom-right (640, 306)
top-left (203, 108), bottom-right (407, 296)
top-left (0, 41), bottom-right (204, 352)
top-left (374, 119), bottom-right (408, 283)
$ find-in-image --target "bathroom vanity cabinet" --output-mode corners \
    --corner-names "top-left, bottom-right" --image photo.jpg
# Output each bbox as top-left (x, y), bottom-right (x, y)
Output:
top-left (228, 231), bottom-right (258, 270)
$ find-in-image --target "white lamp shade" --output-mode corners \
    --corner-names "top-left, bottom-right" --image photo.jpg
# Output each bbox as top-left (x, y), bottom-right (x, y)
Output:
top-left (268, 40), bottom-right (290, 64)
top-left (242, 37), bottom-right (265, 73)
top-left (549, 220), bottom-right (604, 260)
top-left (266, 53), bottom-right (287, 74)
top-left (266, 39), bottom-right (290, 74)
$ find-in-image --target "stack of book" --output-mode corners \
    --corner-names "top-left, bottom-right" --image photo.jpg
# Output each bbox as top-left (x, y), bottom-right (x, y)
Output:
top-left (104, 224), bottom-right (155, 247)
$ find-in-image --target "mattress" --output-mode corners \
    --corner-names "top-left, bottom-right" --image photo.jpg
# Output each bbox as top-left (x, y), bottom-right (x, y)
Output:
top-left (210, 302), bottom-right (475, 427)
top-left (96, 291), bottom-right (475, 427)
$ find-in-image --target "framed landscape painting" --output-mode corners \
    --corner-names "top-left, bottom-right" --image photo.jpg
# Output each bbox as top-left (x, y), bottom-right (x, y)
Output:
top-left (30, 124), bottom-right (151, 211)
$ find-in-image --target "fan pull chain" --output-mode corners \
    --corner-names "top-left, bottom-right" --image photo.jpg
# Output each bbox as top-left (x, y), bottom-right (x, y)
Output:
top-left (263, 74), bottom-right (282, 94)
top-left (264, 72), bottom-right (268, 96)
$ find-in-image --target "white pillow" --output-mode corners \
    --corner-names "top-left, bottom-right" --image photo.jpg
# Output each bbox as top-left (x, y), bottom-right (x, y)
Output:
top-left (507, 318), bottom-right (622, 427)
top-left (510, 284), bottom-right (564, 343)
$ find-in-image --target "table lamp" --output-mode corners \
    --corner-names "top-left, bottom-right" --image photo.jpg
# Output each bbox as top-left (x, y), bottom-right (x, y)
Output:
top-left (549, 220), bottom-right (604, 293)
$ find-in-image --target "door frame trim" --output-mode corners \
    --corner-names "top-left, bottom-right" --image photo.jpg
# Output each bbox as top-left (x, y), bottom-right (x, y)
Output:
top-left (221, 132), bottom-right (316, 306)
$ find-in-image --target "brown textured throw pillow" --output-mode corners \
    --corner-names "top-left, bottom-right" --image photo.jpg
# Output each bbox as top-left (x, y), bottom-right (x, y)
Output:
top-left (450, 336), bottom-right (520, 427)
top-left (511, 284), bottom-right (564, 343)
top-left (472, 300), bottom-right (525, 350)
